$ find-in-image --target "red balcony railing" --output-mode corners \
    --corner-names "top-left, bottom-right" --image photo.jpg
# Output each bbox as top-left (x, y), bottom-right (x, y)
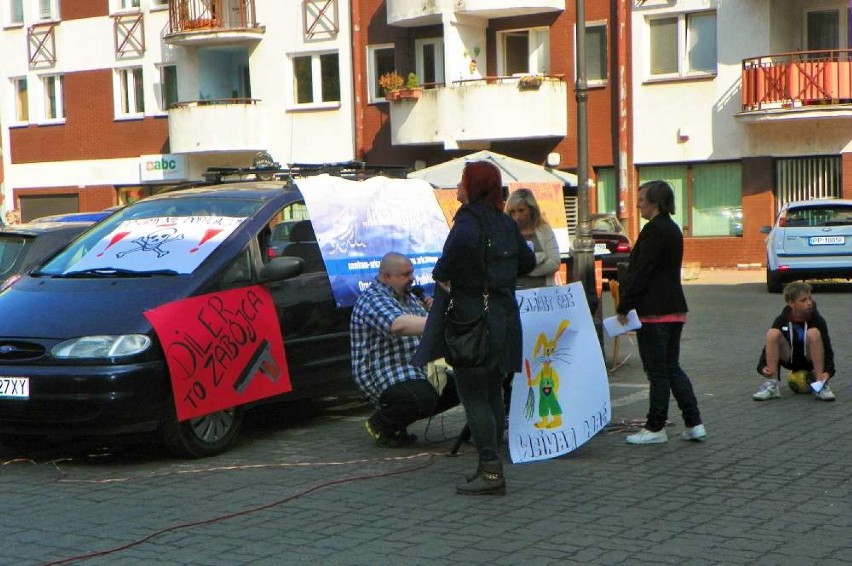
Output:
top-left (167, 0), bottom-right (258, 34)
top-left (742, 49), bottom-right (852, 111)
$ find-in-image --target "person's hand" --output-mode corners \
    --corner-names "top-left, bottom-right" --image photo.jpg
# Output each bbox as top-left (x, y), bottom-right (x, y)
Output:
top-left (423, 296), bottom-right (434, 310)
top-left (616, 314), bottom-right (628, 325)
top-left (760, 366), bottom-right (775, 378)
top-left (817, 371), bottom-right (830, 382)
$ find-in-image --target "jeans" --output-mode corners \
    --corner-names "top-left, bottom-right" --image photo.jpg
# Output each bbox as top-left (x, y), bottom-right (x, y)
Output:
top-left (636, 322), bottom-right (702, 432)
top-left (454, 360), bottom-right (507, 462)
top-left (372, 378), bottom-right (460, 436)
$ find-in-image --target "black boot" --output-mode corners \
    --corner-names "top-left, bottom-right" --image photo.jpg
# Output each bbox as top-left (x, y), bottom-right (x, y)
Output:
top-left (456, 460), bottom-right (505, 495)
top-left (464, 462), bottom-right (481, 483)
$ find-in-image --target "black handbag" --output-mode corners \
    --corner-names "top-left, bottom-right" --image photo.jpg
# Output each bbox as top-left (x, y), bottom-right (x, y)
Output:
top-left (443, 213), bottom-right (490, 369)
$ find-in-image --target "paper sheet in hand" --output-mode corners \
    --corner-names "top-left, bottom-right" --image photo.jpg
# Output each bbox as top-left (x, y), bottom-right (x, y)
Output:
top-left (603, 309), bottom-right (641, 338)
top-left (810, 380), bottom-right (825, 393)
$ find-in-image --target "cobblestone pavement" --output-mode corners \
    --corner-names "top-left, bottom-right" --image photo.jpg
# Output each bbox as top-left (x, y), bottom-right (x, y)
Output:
top-left (3, 270), bottom-right (852, 565)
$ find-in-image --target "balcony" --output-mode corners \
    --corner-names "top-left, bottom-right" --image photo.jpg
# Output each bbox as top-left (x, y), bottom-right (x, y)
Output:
top-left (386, 0), bottom-right (563, 27)
top-left (388, 77), bottom-right (567, 149)
top-left (164, 0), bottom-right (264, 46)
top-left (739, 49), bottom-right (852, 122)
top-left (168, 99), bottom-right (267, 154)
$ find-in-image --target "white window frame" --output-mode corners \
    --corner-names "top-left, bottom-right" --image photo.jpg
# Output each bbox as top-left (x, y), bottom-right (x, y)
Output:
top-left (581, 21), bottom-right (608, 86)
top-left (37, 0), bottom-right (60, 21)
top-left (496, 27), bottom-right (550, 77)
top-left (288, 50), bottom-right (341, 110)
top-left (6, 0), bottom-right (24, 26)
top-left (10, 77), bottom-right (29, 125)
top-left (366, 44), bottom-right (394, 104)
top-left (414, 37), bottom-right (444, 86)
top-left (115, 66), bottom-right (145, 118)
top-left (40, 74), bottom-right (64, 122)
top-left (157, 64), bottom-right (177, 114)
top-left (646, 11), bottom-right (717, 80)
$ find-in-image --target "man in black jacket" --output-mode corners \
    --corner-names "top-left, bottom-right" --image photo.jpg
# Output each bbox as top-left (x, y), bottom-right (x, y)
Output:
top-left (755, 281), bottom-right (836, 401)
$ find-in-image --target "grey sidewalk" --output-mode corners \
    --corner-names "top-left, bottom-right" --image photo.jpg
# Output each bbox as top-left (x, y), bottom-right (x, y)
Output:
top-left (3, 270), bottom-right (852, 565)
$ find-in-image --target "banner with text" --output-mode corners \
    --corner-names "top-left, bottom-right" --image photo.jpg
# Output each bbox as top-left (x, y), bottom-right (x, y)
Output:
top-left (509, 282), bottom-right (611, 463)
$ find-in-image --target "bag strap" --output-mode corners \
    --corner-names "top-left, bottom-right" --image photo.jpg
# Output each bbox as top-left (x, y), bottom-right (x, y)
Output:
top-left (471, 210), bottom-right (491, 310)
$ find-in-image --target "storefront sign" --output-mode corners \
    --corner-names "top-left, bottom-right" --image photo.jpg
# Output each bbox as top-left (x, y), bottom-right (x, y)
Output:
top-left (140, 154), bottom-right (188, 182)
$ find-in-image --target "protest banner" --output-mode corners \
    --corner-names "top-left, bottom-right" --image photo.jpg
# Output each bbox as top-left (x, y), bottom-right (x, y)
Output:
top-left (295, 175), bottom-right (450, 307)
top-left (509, 282), bottom-right (610, 463)
top-left (144, 286), bottom-right (291, 421)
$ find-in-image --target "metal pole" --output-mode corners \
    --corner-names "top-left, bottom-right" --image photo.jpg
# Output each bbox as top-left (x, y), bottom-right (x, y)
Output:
top-left (572, 0), bottom-right (599, 330)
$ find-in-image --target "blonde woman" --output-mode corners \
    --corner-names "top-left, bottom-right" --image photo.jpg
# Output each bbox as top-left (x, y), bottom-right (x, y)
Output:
top-left (505, 188), bottom-right (560, 288)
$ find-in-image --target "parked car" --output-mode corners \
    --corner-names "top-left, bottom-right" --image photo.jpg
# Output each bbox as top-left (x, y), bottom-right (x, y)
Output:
top-left (761, 199), bottom-right (852, 293)
top-left (0, 182), bottom-right (353, 457)
top-left (31, 206), bottom-right (121, 224)
top-left (590, 213), bottom-right (632, 282)
top-left (0, 222), bottom-right (92, 292)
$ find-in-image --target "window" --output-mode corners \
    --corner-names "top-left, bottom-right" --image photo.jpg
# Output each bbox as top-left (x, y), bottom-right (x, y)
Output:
top-left (585, 23), bottom-right (607, 84)
top-left (122, 0), bottom-right (141, 8)
top-left (807, 10), bottom-right (839, 51)
top-left (415, 38), bottom-right (444, 85)
top-left (118, 67), bottom-right (144, 115)
top-left (160, 65), bottom-right (177, 111)
top-left (12, 78), bottom-right (28, 123)
top-left (367, 44), bottom-right (394, 103)
top-left (42, 74), bottom-right (64, 120)
top-left (498, 28), bottom-right (550, 76)
top-left (292, 52), bottom-right (340, 106)
top-left (8, 0), bottom-right (23, 25)
top-left (38, 0), bottom-right (59, 20)
top-left (648, 11), bottom-right (716, 78)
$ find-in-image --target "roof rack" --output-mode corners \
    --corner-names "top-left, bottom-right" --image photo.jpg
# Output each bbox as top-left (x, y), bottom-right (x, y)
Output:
top-left (201, 161), bottom-right (409, 184)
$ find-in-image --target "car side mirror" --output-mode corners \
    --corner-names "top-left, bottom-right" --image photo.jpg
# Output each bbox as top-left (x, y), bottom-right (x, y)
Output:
top-left (260, 256), bottom-right (303, 282)
top-left (759, 226), bottom-right (772, 234)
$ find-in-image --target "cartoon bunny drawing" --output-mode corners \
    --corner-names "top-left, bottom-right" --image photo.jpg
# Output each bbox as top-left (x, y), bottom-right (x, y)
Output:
top-left (524, 319), bottom-right (570, 429)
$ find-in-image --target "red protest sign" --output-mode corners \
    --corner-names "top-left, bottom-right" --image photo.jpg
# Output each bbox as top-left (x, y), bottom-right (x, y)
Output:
top-left (144, 286), bottom-right (291, 421)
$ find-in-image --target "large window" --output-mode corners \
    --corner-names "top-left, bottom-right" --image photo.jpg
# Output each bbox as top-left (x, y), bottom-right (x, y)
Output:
top-left (498, 28), bottom-right (550, 76)
top-left (585, 23), bottom-right (607, 84)
top-left (638, 162), bottom-right (742, 237)
top-left (160, 65), bottom-right (178, 111)
top-left (117, 67), bottom-right (144, 116)
top-left (807, 10), bottom-right (839, 51)
top-left (648, 11), bottom-right (716, 78)
top-left (367, 44), bottom-right (394, 103)
top-left (12, 77), bottom-right (28, 123)
top-left (42, 74), bottom-right (64, 120)
top-left (292, 52), bottom-right (340, 105)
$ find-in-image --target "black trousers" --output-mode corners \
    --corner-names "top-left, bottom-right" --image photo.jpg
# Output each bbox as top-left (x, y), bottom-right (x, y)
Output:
top-left (371, 378), bottom-right (460, 436)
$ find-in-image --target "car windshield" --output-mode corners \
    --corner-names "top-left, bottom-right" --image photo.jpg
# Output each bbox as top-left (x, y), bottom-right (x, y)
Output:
top-left (783, 205), bottom-right (852, 228)
top-left (36, 197), bottom-right (264, 277)
top-left (0, 235), bottom-right (30, 278)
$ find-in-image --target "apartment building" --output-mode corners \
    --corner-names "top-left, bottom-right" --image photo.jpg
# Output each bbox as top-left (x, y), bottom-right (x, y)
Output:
top-left (0, 0), bottom-right (355, 220)
top-left (632, 0), bottom-right (852, 266)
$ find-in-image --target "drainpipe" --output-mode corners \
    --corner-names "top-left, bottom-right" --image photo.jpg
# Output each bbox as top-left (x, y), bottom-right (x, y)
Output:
top-left (351, 0), bottom-right (365, 160)
top-left (617, 0), bottom-right (631, 236)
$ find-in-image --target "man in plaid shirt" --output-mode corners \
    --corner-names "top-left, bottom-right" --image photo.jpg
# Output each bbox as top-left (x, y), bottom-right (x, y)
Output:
top-left (351, 252), bottom-right (458, 447)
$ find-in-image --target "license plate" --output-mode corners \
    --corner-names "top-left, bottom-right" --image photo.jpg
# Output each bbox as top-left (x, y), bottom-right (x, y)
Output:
top-left (809, 236), bottom-right (845, 246)
top-left (594, 243), bottom-right (610, 255)
top-left (0, 377), bottom-right (29, 399)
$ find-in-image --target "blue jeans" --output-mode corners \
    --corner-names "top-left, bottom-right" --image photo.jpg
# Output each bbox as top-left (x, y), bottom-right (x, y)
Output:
top-left (454, 360), bottom-right (507, 462)
top-left (636, 322), bottom-right (702, 432)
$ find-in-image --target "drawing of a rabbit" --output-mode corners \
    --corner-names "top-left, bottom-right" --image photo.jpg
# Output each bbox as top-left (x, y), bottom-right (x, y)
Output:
top-left (527, 319), bottom-right (570, 429)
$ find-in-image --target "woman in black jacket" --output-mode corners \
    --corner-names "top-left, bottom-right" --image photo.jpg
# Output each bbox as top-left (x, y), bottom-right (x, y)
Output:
top-left (432, 161), bottom-right (535, 495)
top-left (617, 180), bottom-right (706, 445)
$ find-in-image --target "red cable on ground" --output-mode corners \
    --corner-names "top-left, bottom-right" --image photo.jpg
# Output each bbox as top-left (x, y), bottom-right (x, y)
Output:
top-left (40, 455), bottom-right (436, 566)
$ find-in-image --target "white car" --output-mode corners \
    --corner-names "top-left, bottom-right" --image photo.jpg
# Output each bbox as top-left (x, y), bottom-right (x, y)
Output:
top-left (761, 198), bottom-right (852, 292)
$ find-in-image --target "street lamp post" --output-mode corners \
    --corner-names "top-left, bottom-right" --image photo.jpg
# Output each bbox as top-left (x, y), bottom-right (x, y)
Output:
top-left (572, 0), bottom-right (599, 326)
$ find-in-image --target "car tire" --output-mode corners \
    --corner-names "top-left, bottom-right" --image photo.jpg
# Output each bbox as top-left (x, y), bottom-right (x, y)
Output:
top-left (160, 404), bottom-right (245, 458)
top-left (766, 268), bottom-right (783, 293)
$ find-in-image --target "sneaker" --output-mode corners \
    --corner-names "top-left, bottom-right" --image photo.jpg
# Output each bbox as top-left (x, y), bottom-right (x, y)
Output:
top-left (681, 424), bottom-right (707, 441)
top-left (365, 419), bottom-right (418, 447)
top-left (626, 428), bottom-right (668, 444)
top-left (753, 379), bottom-right (781, 401)
top-left (815, 384), bottom-right (836, 402)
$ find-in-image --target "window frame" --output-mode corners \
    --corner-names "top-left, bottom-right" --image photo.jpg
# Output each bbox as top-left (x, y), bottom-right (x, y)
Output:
top-left (580, 21), bottom-right (608, 86)
top-left (366, 44), bottom-right (395, 104)
top-left (288, 50), bottom-right (341, 110)
top-left (646, 10), bottom-right (717, 81)
top-left (40, 74), bottom-right (64, 123)
top-left (115, 66), bottom-right (145, 118)
top-left (414, 37), bottom-right (444, 86)
top-left (37, 0), bottom-right (59, 21)
top-left (6, 0), bottom-right (23, 26)
top-left (11, 77), bottom-right (29, 125)
top-left (158, 64), bottom-right (177, 113)
top-left (496, 27), bottom-right (550, 77)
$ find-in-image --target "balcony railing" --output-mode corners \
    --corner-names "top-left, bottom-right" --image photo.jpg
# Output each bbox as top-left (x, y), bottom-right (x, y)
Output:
top-left (742, 49), bottom-right (852, 111)
top-left (389, 76), bottom-right (567, 149)
top-left (168, 99), bottom-right (267, 154)
top-left (166, 0), bottom-right (259, 35)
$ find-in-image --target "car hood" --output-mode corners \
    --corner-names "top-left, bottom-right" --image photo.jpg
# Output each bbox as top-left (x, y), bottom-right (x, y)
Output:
top-left (0, 275), bottom-right (196, 339)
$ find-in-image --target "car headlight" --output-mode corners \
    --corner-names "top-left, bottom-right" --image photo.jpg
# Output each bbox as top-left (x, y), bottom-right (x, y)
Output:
top-left (52, 335), bottom-right (152, 359)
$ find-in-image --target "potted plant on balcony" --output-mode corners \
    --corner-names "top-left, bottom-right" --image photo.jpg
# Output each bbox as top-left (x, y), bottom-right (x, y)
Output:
top-left (396, 72), bottom-right (422, 100)
top-left (379, 71), bottom-right (405, 101)
top-left (518, 75), bottom-right (544, 90)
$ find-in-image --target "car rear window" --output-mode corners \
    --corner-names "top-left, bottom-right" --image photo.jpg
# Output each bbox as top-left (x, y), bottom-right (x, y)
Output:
top-left (0, 236), bottom-right (29, 278)
top-left (782, 205), bottom-right (852, 228)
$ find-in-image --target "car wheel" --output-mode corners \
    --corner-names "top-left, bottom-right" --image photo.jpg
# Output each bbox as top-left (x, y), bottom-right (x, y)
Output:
top-left (160, 404), bottom-right (245, 458)
top-left (766, 268), bottom-right (783, 293)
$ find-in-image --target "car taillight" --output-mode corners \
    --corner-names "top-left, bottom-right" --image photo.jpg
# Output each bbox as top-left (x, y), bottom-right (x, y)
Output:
top-left (778, 214), bottom-right (788, 227)
top-left (267, 248), bottom-right (277, 259)
top-left (615, 241), bottom-right (631, 253)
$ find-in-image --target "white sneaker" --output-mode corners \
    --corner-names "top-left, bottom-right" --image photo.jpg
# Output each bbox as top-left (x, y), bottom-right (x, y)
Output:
top-left (753, 380), bottom-right (781, 401)
top-left (815, 384), bottom-right (836, 402)
top-left (681, 424), bottom-right (707, 441)
top-left (626, 428), bottom-right (668, 444)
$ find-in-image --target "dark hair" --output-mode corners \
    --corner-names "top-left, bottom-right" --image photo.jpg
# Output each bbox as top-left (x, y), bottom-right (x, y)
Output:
top-left (639, 180), bottom-right (675, 215)
top-left (462, 161), bottom-right (504, 211)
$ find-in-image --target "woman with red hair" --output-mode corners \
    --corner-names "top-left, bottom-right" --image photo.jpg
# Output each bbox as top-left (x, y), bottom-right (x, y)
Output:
top-left (430, 160), bottom-right (535, 495)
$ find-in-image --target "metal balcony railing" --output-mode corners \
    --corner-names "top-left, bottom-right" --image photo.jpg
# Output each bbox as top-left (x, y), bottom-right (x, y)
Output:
top-left (167, 0), bottom-right (258, 34)
top-left (742, 49), bottom-right (852, 111)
